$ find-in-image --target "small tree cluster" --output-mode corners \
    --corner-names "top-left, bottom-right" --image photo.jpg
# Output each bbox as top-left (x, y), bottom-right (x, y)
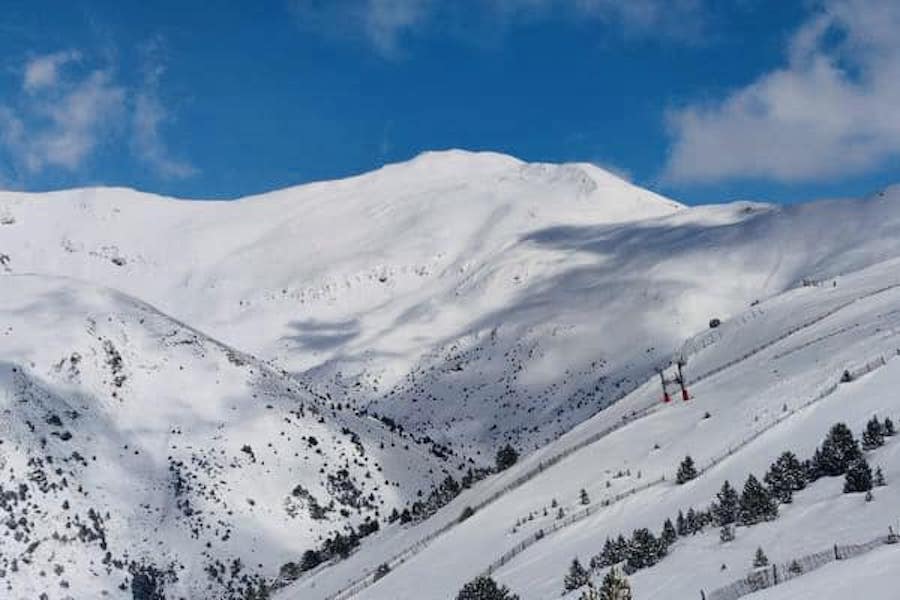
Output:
top-left (495, 444), bottom-right (519, 472)
top-left (564, 558), bottom-right (591, 592)
top-left (295, 518), bottom-right (380, 576)
top-left (764, 451), bottom-right (806, 504)
top-left (810, 423), bottom-right (862, 478)
top-left (597, 566), bottom-right (632, 600)
top-left (675, 455), bottom-right (697, 484)
top-left (456, 575), bottom-right (519, 600)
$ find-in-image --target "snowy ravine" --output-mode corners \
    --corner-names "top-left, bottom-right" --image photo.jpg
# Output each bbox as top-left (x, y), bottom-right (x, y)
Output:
top-left (3, 150), bottom-right (900, 599)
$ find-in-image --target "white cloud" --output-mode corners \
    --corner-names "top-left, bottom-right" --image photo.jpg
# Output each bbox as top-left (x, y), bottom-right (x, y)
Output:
top-left (664, 0), bottom-right (900, 184)
top-left (5, 67), bottom-right (126, 173)
top-left (22, 50), bottom-right (81, 93)
top-left (132, 92), bottom-right (196, 179)
top-left (0, 48), bottom-right (195, 181)
top-left (130, 41), bottom-right (197, 179)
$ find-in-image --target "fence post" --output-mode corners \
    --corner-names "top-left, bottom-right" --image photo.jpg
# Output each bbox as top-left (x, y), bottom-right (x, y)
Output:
top-left (772, 563), bottom-right (778, 584)
top-left (834, 544), bottom-right (840, 560)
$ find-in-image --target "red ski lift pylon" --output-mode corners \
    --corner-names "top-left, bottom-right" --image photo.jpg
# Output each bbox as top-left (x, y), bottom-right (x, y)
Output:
top-left (658, 370), bottom-right (672, 403)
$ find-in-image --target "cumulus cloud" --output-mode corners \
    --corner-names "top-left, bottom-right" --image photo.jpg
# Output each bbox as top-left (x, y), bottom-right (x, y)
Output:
top-left (664, 0), bottom-right (900, 184)
top-left (290, 0), bottom-right (704, 57)
top-left (0, 47), bottom-right (195, 182)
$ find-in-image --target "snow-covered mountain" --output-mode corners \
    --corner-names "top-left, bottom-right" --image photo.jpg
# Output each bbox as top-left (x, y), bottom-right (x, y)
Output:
top-left (3, 150), bottom-right (900, 599)
top-left (0, 275), bottom-right (450, 598)
top-left (298, 255), bottom-right (900, 600)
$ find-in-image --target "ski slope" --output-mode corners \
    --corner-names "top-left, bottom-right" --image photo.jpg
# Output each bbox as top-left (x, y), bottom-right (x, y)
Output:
top-left (284, 256), bottom-right (900, 600)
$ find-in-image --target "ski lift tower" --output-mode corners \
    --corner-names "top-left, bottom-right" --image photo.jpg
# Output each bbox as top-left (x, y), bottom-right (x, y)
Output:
top-left (676, 358), bottom-right (690, 401)
top-left (658, 369), bottom-right (672, 403)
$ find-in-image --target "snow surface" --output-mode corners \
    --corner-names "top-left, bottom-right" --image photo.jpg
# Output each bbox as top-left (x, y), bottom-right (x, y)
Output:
top-left (4, 150), bottom-right (900, 598)
top-left (296, 257), bottom-right (900, 600)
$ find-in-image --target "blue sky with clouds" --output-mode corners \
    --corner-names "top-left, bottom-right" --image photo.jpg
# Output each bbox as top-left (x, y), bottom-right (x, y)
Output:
top-left (2, 0), bottom-right (899, 204)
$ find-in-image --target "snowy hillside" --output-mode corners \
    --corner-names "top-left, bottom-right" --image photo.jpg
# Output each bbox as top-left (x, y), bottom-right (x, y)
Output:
top-left (5, 152), bottom-right (900, 463)
top-left (5, 151), bottom-right (900, 599)
top-left (0, 275), bottom-right (448, 598)
top-left (289, 256), bottom-right (900, 600)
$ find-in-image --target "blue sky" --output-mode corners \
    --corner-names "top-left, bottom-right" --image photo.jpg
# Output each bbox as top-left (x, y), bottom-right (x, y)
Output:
top-left (1, 0), bottom-right (899, 204)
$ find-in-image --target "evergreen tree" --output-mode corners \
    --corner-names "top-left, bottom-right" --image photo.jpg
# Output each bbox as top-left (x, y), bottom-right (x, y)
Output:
top-left (580, 488), bottom-right (591, 505)
top-left (495, 444), bottom-right (519, 472)
top-left (843, 457), bottom-right (873, 493)
top-left (884, 417), bottom-right (896, 436)
top-left (614, 535), bottom-right (630, 563)
top-left (862, 416), bottom-right (886, 450)
top-left (676, 455), bottom-right (698, 484)
top-left (739, 474), bottom-right (777, 525)
top-left (661, 518), bottom-right (677, 548)
top-left (685, 508), bottom-right (701, 534)
top-left (564, 558), bottom-right (591, 592)
top-left (579, 584), bottom-right (601, 600)
top-left (805, 450), bottom-right (824, 482)
top-left (719, 525), bottom-right (735, 543)
top-left (598, 566), bottom-right (632, 600)
top-left (593, 538), bottom-right (620, 570)
top-left (753, 547), bottom-right (769, 568)
top-left (456, 575), bottom-right (519, 600)
top-left (764, 451), bottom-right (806, 504)
top-left (874, 466), bottom-right (887, 487)
top-left (625, 528), bottom-right (660, 573)
top-left (675, 510), bottom-right (688, 537)
top-left (816, 423), bottom-right (862, 476)
top-left (712, 481), bottom-right (740, 526)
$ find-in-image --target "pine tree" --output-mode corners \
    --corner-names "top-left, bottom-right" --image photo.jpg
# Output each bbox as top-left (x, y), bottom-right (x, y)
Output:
top-left (816, 423), bottom-right (862, 476)
top-left (614, 535), bottom-right (630, 563)
top-left (564, 558), bottom-right (591, 592)
top-left (713, 481), bottom-right (740, 526)
top-left (862, 416), bottom-right (886, 450)
top-left (594, 538), bottom-right (616, 569)
top-left (884, 417), bottom-right (896, 436)
top-left (675, 510), bottom-right (688, 537)
top-left (578, 583), bottom-right (601, 600)
top-left (598, 566), bottom-right (633, 600)
top-left (843, 457), bottom-right (873, 493)
top-left (874, 466), bottom-right (887, 487)
top-left (495, 444), bottom-right (519, 472)
top-left (764, 451), bottom-right (806, 504)
top-left (719, 524), bottom-right (735, 543)
top-left (660, 518), bottom-right (677, 548)
top-left (685, 507), bottom-right (701, 534)
top-left (739, 474), bottom-right (777, 526)
top-left (625, 528), bottom-right (661, 573)
top-left (676, 455), bottom-right (698, 484)
top-left (580, 488), bottom-right (591, 505)
top-left (753, 547), bottom-right (769, 568)
top-left (456, 575), bottom-right (519, 600)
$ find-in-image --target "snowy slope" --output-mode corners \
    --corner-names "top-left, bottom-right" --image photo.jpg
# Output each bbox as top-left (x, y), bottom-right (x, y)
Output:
top-left (5, 152), bottom-right (900, 599)
top-left (0, 275), bottom-right (449, 599)
top-left (295, 256), bottom-right (900, 600)
top-left (6, 152), bottom-right (900, 463)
